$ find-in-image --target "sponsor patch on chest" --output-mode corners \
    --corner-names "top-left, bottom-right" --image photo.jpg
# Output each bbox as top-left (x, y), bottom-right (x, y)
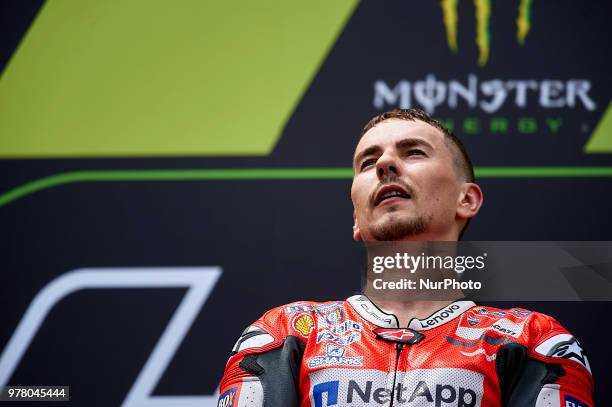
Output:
top-left (563, 393), bottom-right (592, 407)
top-left (307, 344), bottom-right (364, 368)
top-left (308, 368), bottom-right (484, 407)
top-left (454, 311), bottom-right (526, 340)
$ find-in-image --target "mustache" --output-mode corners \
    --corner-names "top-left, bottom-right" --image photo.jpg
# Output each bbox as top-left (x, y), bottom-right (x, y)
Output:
top-left (370, 174), bottom-right (415, 206)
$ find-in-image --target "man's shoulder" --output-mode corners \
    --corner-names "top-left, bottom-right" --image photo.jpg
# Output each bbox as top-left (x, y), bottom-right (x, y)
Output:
top-left (452, 304), bottom-right (573, 345)
top-left (469, 304), bottom-right (560, 324)
top-left (227, 300), bottom-right (345, 360)
top-left (466, 304), bottom-right (570, 337)
top-left (251, 299), bottom-right (347, 336)
top-left (271, 299), bottom-right (347, 315)
top-left (466, 304), bottom-right (591, 373)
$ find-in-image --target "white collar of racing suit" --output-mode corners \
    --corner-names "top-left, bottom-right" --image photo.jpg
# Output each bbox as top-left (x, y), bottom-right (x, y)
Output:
top-left (346, 295), bottom-right (475, 331)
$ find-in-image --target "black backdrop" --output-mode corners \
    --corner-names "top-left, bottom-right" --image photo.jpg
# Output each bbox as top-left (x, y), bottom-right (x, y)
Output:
top-left (1, 1), bottom-right (610, 406)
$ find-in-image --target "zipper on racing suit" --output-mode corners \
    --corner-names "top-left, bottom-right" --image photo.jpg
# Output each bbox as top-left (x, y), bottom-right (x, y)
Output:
top-left (389, 343), bottom-right (405, 407)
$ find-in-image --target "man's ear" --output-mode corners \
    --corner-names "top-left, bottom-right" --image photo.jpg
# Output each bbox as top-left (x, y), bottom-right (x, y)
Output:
top-left (352, 210), bottom-right (362, 241)
top-left (457, 183), bottom-right (483, 221)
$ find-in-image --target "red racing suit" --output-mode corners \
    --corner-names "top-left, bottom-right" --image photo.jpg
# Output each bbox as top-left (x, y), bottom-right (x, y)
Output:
top-left (218, 295), bottom-right (594, 406)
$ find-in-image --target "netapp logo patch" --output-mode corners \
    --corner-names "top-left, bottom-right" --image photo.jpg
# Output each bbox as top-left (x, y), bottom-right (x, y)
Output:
top-left (309, 368), bottom-right (483, 407)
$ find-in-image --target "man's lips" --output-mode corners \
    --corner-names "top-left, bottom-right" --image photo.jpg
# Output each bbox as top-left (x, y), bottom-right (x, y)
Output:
top-left (373, 184), bottom-right (412, 207)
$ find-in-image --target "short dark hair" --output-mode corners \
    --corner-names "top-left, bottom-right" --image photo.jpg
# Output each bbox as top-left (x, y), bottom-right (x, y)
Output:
top-left (360, 108), bottom-right (474, 183)
top-left (359, 108), bottom-right (475, 239)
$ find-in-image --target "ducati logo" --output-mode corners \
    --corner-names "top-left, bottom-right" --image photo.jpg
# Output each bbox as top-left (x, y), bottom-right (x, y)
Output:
top-left (467, 314), bottom-right (480, 326)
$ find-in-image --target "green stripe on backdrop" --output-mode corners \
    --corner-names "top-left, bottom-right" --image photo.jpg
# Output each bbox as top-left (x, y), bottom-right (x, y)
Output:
top-left (1, 167), bottom-right (612, 208)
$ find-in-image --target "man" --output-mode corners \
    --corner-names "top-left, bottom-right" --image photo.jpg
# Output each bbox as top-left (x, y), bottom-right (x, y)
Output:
top-left (218, 109), bottom-right (594, 406)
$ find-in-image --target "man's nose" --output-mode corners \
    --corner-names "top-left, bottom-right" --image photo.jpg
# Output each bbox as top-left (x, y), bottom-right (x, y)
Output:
top-left (376, 151), bottom-right (400, 180)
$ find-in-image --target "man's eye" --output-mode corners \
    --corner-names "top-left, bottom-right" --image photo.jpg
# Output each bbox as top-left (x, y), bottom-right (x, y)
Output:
top-left (407, 149), bottom-right (426, 157)
top-left (360, 159), bottom-right (376, 170)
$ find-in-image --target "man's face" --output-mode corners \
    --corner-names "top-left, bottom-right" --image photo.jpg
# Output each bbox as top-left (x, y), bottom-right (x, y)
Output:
top-left (351, 119), bottom-right (465, 241)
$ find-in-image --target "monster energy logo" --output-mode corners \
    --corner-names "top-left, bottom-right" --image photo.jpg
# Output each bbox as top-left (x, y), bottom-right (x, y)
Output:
top-left (372, 74), bottom-right (597, 135)
top-left (374, 75), bottom-right (596, 114)
top-left (440, 0), bottom-right (533, 66)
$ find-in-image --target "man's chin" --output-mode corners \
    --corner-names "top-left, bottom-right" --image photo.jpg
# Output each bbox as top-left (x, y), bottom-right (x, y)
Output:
top-left (368, 215), bottom-right (428, 241)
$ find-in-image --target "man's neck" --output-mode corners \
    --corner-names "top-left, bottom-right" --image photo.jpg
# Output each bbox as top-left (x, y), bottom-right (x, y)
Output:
top-left (362, 235), bottom-right (464, 326)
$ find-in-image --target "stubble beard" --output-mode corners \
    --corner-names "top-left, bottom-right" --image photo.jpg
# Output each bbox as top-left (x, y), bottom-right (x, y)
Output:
top-left (368, 212), bottom-right (428, 241)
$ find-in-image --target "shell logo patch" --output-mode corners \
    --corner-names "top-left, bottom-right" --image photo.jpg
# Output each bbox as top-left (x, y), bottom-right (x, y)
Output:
top-left (292, 313), bottom-right (315, 337)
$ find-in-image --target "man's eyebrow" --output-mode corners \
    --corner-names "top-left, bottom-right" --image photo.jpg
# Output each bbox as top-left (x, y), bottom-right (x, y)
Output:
top-left (395, 137), bottom-right (434, 150)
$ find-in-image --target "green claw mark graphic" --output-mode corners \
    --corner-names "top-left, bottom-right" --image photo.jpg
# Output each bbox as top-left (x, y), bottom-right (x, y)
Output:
top-left (440, 0), bottom-right (459, 53)
top-left (516, 0), bottom-right (532, 45)
top-left (473, 0), bottom-right (491, 66)
top-left (440, 0), bottom-right (533, 66)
